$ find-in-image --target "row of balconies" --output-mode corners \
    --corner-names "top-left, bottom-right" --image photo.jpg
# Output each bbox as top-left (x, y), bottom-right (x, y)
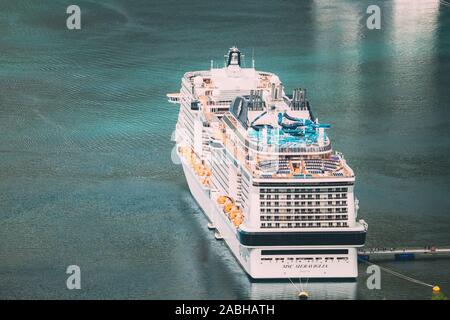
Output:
top-left (253, 144), bottom-right (332, 154)
top-left (260, 215), bottom-right (348, 221)
top-left (261, 208), bottom-right (348, 214)
top-left (260, 201), bottom-right (348, 207)
top-left (260, 221), bottom-right (349, 228)
top-left (260, 194), bottom-right (347, 200)
top-left (259, 188), bottom-right (349, 194)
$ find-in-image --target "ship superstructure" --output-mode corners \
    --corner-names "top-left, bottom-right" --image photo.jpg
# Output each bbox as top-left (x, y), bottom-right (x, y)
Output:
top-left (168, 47), bottom-right (367, 279)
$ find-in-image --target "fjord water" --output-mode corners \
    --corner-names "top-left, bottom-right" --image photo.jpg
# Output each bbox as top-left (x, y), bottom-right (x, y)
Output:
top-left (1, 0), bottom-right (449, 299)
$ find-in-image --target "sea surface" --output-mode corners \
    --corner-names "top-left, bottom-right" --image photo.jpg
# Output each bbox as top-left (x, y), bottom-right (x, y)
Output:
top-left (0, 0), bottom-right (449, 299)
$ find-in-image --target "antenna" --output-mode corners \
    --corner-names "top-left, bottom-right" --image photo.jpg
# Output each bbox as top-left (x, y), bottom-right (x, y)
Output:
top-left (252, 48), bottom-right (255, 68)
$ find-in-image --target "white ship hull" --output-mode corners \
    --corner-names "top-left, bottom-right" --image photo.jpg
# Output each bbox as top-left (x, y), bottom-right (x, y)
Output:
top-left (171, 47), bottom-right (367, 280)
top-left (180, 153), bottom-right (358, 280)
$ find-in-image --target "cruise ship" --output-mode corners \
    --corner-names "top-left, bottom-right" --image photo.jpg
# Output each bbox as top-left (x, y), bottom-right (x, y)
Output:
top-left (168, 47), bottom-right (367, 280)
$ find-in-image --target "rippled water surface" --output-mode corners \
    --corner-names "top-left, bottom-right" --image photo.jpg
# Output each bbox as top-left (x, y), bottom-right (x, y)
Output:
top-left (0, 0), bottom-right (449, 299)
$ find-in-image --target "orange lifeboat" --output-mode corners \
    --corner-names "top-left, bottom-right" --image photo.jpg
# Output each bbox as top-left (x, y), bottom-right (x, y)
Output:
top-left (224, 203), bottom-right (233, 213)
top-left (232, 218), bottom-right (243, 227)
top-left (217, 196), bottom-right (227, 205)
top-left (229, 208), bottom-right (239, 219)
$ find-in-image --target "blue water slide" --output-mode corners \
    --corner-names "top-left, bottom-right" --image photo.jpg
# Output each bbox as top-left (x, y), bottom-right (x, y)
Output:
top-left (278, 112), bottom-right (330, 131)
top-left (251, 111), bottom-right (274, 131)
top-left (276, 112), bottom-right (331, 142)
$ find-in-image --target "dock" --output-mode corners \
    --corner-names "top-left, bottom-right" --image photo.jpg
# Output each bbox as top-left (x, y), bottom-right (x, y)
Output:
top-left (358, 247), bottom-right (450, 262)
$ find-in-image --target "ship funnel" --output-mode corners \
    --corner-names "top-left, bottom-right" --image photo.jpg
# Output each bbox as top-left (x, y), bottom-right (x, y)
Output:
top-left (270, 76), bottom-right (283, 101)
top-left (249, 90), bottom-right (264, 110)
top-left (270, 83), bottom-right (283, 100)
top-left (225, 46), bottom-right (242, 67)
top-left (292, 88), bottom-right (306, 110)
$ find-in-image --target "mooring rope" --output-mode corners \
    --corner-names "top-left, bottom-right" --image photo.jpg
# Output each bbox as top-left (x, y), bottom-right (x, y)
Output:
top-left (299, 276), bottom-right (309, 292)
top-left (287, 258), bottom-right (436, 297)
top-left (287, 276), bottom-right (310, 294)
top-left (360, 259), bottom-right (434, 288)
top-left (288, 277), bottom-right (301, 293)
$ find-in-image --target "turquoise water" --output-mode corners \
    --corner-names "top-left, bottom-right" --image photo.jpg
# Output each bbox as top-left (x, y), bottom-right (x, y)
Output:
top-left (0, 0), bottom-right (449, 299)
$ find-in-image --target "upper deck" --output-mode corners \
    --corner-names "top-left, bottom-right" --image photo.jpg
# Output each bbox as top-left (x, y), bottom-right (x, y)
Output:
top-left (176, 47), bottom-right (355, 181)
